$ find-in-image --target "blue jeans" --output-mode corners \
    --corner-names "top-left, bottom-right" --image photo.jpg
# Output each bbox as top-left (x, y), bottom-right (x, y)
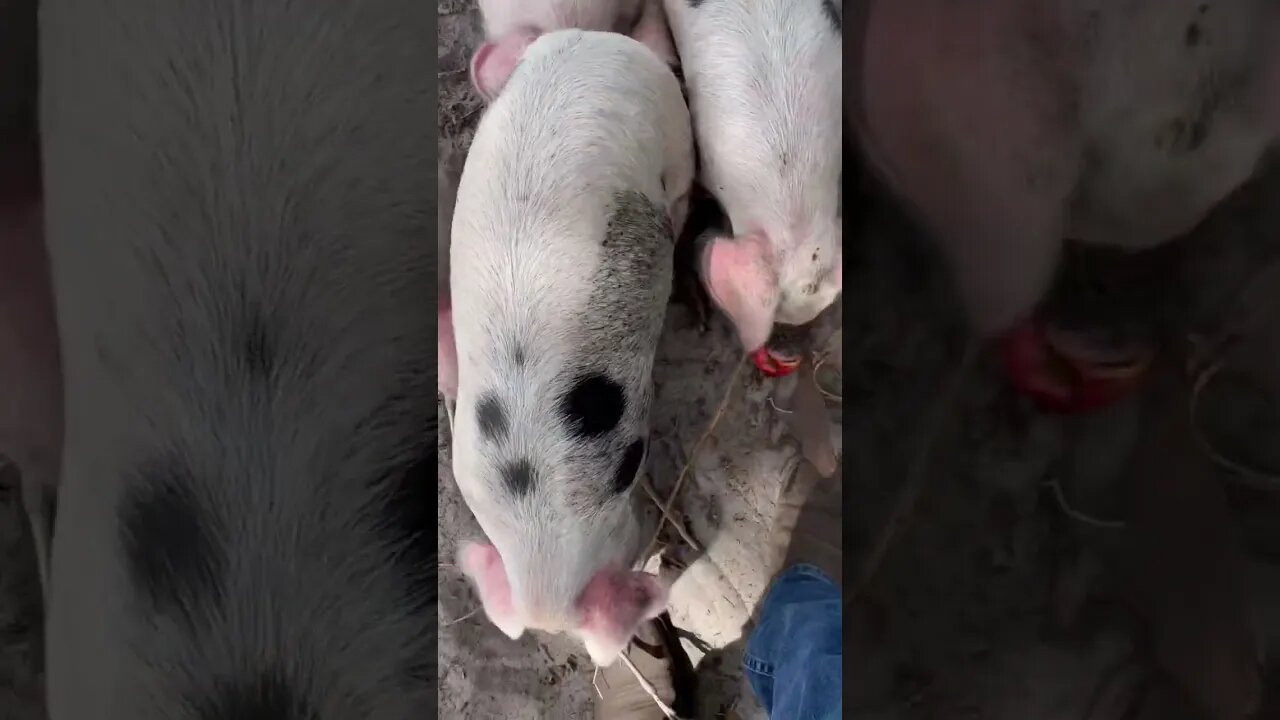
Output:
top-left (743, 564), bottom-right (842, 719)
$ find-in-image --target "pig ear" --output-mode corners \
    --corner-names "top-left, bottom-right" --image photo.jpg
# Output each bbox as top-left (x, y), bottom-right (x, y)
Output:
top-left (459, 542), bottom-right (527, 640)
top-left (629, 0), bottom-right (677, 66)
top-left (470, 28), bottom-right (539, 102)
top-left (702, 232), bottom-right (779, 352)
top-left (438, 305), bottom-right (457, 401)
top-left (575, 569), bottom-right (668, 666)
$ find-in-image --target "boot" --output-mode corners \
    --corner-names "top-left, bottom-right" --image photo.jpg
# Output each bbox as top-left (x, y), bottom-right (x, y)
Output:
top-left (771, 456), bottom-right (843, 588)
top-left (593, 614), bottom-right (698, 719)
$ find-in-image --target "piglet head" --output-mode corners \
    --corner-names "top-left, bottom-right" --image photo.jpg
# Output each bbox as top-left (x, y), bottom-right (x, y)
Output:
top-left (701, 223), bottom-right (843, 355)
top-left (470, 26), bottom-right (541, 102)
top-left (458, 541), bottom-right (668, 666)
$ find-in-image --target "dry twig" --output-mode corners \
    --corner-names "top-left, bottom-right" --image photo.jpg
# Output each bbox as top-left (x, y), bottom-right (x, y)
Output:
top-left (619, 652), bottom-right (678, 719)
top-left (1183, 257), bottom-right (1280, 489)
top-left (592, 668), bottom-right (606, 700)
top-left (641, 355), bottom-right (747, 563)
top-left (811, 351), bottom-right (843, 402)
top-left (442, 606), bottom-right (482, 628)
top-left (638, 476), bottom-right (702, 552)
top-left (1187, 359), bottom-right (1280, 491)
top-left (1042, 476), bottom-right (1125, 530)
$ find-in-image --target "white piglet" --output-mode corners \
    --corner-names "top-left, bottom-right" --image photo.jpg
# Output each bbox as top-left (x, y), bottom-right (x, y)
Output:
top-left (446, 29), bottom-right (694, 665)
top-left (665, 0), bottom-right (843, 364)
top-left (472, 0), bottom-right (677, 101)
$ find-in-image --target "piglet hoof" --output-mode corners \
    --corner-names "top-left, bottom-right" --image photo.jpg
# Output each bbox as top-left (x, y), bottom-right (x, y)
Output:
top-left (999, 318), bottom-right (1152, 414)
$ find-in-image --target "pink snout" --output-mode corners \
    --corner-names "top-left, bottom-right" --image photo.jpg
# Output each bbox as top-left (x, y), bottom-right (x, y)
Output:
top-left (458, 541), bottom-right (668, 666)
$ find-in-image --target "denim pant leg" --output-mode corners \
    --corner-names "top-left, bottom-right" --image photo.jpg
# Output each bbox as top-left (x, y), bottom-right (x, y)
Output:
top-left (743, 564), bottom-right (842, 719)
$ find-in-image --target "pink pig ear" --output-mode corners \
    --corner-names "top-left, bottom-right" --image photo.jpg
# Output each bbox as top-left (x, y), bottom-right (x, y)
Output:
top-left (628, 0), bottom-right (677, 66)
top-left (438, 305), bottom-right (457, 401)
top-left (702, 232), bottom-right (779, 352)
top-left (575, 569), bottom-right (668, 666)
top-left (470, 28), bottom-right (540, 102)
top-left (459, 542), bottom-right (526, 640)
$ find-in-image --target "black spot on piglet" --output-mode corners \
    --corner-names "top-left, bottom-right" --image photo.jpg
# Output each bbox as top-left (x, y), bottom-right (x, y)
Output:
top-left (613, 438), bottom-right (647, 493)
top-left (503, 458), bottom-right (537, 497)
top-left (822, 0), bottom-right (841, 33)
top-left (191, 667), bottom-right (315, 720)
top-left (562, 373), bottom-right (626, 438)
top-left (476, 392), bottom-right (508, 441)
top-left (119, 456), bottom-right (226, 621)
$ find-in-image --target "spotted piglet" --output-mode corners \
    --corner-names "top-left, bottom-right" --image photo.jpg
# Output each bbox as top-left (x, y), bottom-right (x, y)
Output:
top-left (664, 0), bottom-right (844, 374)
top-left (447, 29), bottom-right (693, 665)
top-left (41, 0), bottom-right (438, 716)
top-left (471, 0), bottom-right (677, 101)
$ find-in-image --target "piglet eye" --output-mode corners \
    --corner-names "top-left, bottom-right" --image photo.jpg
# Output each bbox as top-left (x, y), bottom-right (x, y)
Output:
top-left (611, 438), bottom-right (646, 494)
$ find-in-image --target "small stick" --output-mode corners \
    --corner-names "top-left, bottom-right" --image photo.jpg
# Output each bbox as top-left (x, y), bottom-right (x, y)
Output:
top-left (1042, 477), bottom-right (1125, 530)
top-left (639, 476), bottom-right (703, 552)
top-left (811, 352), bottom-right (843, 402)
top-left (592, 668), bottom-right (606, 700)
top-left (849, 341), bottom-right (978, 606)
top-left (1188, 359), bottom-right (1280, 492)
top-left (1179, 256), bottom-right (1280, 491)
top-left (441, 606), bottom-right (482, 628)
top-left (641, 355), bottom-right (747, 563)
top-left (619, 652), bottom-right (678, 719)
top-left (767, 396), bottom-right (794, 414)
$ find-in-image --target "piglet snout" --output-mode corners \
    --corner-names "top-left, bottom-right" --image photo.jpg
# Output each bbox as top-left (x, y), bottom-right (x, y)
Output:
top-left (459, 541), bottom-right (667, 666)
top-left (575, 567), bottom-right (668, 666)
